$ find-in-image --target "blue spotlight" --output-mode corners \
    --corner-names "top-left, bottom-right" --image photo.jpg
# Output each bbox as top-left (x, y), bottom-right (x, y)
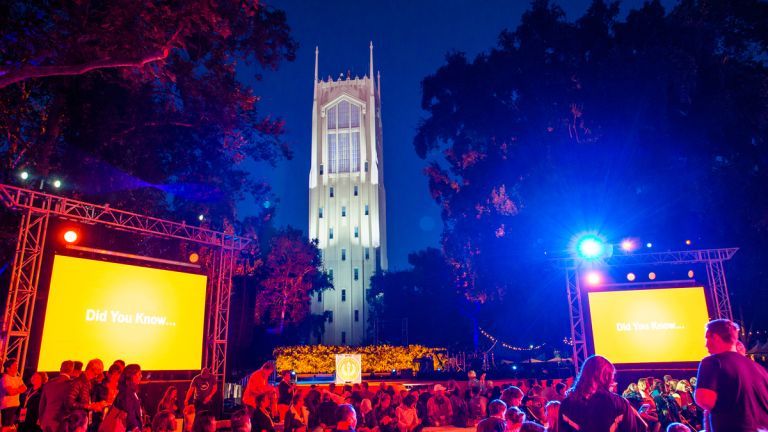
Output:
top-left (576, 235), bottom-right (605, 260)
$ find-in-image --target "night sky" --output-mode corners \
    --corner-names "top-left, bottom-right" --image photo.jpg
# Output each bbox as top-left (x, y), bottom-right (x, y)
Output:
top-left (239, 0), bottom-right (673, 270)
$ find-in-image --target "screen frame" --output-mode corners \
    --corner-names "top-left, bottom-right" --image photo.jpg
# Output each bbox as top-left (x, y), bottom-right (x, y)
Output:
top-left (583, 280), bottom-right (714, 370)
top-left (31, 251), bottom-right (210, 373)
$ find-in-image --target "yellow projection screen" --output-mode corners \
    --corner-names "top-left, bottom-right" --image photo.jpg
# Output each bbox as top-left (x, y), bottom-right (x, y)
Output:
top-left (38, 255), bottom-right (207, 371)
top-left (587, 287), bottom-right (710, 364)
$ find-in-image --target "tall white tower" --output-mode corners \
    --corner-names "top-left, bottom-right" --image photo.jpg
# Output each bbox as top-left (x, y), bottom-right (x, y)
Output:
top-left (308, 43), bottom-right (388, 345)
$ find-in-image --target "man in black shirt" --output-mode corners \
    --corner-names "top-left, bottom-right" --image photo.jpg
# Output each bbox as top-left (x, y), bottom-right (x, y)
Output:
top-left (476, 399), bottom-right (507, 432)
top-left (695, 319), bottom-right (768, 432)
top-left (185, 368), bottom-right (217, 413)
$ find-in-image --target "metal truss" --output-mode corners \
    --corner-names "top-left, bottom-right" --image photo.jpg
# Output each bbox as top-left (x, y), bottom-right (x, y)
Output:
top-left (0, 184), bottom-right (247, 394)
top-left (565, 266), bottom-right (589, 373)
top-left (563, 248), bottom-right (737, 372)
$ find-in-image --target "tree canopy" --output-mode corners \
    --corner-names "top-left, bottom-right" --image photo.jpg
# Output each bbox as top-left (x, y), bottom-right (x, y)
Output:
top-left (0, 0), bottom-right (296, 225)
top-left (416, 0), bottom-right (768, 338)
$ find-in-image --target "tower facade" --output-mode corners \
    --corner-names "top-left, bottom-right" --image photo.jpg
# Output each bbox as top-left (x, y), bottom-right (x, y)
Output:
top-left (308, 43), bottom-right (388, 345)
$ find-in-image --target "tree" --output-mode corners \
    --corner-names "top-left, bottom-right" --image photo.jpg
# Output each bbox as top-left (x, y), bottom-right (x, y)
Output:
top-left (416, 0), bottom-right (768, 336)
top-left (254, 228), bottom-right (332, 335)
top-left (368, 248), bottom-right (475, 350)
top-left (0, 0), bottom-right (296, 226)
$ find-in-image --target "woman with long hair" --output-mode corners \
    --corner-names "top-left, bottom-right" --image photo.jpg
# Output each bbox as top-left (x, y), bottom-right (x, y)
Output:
top-left (112, 364), bottom-right (143, 431)
top-left (157, 386), bottom-right (179, 417)
top-left (559, 355), bottom-right (646, 432)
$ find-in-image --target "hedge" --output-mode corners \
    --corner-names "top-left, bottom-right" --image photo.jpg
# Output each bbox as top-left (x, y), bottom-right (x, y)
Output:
top-left (274, 344), bottom-right (447, 374)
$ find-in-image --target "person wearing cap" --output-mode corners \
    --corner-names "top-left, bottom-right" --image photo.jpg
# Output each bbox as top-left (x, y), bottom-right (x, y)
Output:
top-left (427, 384), bottom-right (453, 427)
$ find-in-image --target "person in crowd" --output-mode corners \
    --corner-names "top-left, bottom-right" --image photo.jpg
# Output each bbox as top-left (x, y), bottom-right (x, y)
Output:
top-left (152, 410), bottom-right (177, 432)
top-left (552, 383), bottom-right (566, 402)
top-left (665, 423), bottom-right (687, 432)
top-left (61, 411), bottom-right (89, 432)
top-left (427, 384), bottom-right (453, 427)
top-left (157, 386), bottom-right (180, 417)
top-left (501, 386), bottom-right (524, 409)
top-left (521, 422), bottom-right (546, 432)
top-left (277, 370), bottom-right (295, 422)
top-left (674, 381), bottom-right (699, 430)
top-left (476, 399), bottom-right (507, 432)
top-left (449, 387), bottom-right (469, 427)
top-left (396, 394), bottom-right (419, 432)
top-left (335, 403), bottom-right (357, 432)
top-left (506, 406), bottom-right (526, 432)
top-left (185, 367), bottom-right (217, 415)
top-left (112, 364), bottom-right (143, 432)
top-left (111, 360), bottom-right (126, 373)
top-left (695, 318), bottom-right (768, 431)
top-left (468, 385), bottom-right (488, 426)
top-left (304, 385), bottom-right (322, 431)
top-left (318, 392), bottom-right (339, 429)
top-left (374, 392), bottom-right (397, 432)
top-left (72, 362), bottom-right (84, 379)
top-left (558, 355), bottom-right (646, 432)
top-left (18, 371), bottom-right (47, 432)
top-left (524, 385), bottom-right (547, 425)
top-left (416, 391), bottom-right (431, 426)
top-left (544, 401), bottom-right (560, 432)
top-left (358, 398), bottom-right (377, 431)
top-left (651, 379), bottom-right (678, 429)
top-left (251, 393), bottom-right (276, 432)
top-left (284, 392), bottom-right (309, 432)
top-left (231, 409), bottom-right (252, 432)
top-left (622, 383), bottom-right (642, 409)
top-left (1, 358), bottom-right (28, 425)
top-left (91, 363), bottom-right (121, 432)
top-left (191, 410), bottom-right (216, 432)
top-left (361, 382), bottom-right (375, 401)
top-left (243, 361), bottom-right (276, 412)
top-left (39, 360), bottom-right (75, 432)
top-left (637, 378), bottom-right (660, 432)
top-left (67, 359), bottom-right (106, 415)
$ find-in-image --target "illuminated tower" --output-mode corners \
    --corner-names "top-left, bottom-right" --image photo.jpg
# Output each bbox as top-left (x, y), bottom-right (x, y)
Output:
top-left (308, 43), bottom-right (388, 345)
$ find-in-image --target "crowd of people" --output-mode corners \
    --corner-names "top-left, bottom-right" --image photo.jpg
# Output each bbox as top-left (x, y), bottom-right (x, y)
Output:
top-left (0, 358), bottom-right (221, 432)
top-left (0, 318), bottom-right (766, 432)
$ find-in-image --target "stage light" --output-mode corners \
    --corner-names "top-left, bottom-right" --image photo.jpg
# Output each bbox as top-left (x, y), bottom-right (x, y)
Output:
top-left (685, 239), bottom-right (692, 246)
top-left (52, 179), bottom-right (62, 188)
top-left (512, 365), bottom-right (518, 370)
top-left (620, 239), bottom-right (637, 252)
top-left (198, 214), bottom-right (205, 221)
top-left (576, 235), bottom-right (605, 260)
top-left (648, 272), bottom-right (656, 280)
top-left (586, 271), bottom-right (602, 286)
top-left (20, 171), bottom-right (29, 180)
top-left (63, 230), bottom-right (78, 244)
top-left (627, 273), bottom-right (636, 282)
top-left (688, 270), bottom-right (694, 278)
top-left (189, 253), bottom-right (200, 264)
top-left (646, 242), bottom-right (653, 248)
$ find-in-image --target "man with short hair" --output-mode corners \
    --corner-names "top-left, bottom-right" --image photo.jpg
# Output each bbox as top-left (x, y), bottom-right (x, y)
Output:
top-left (335, 403), bottom-right (357, 432)
top-left (231, 409), bottom-right (252, 432)
top-left (39, 360), bottom-right (75, 432)
top-left (476, 399), bottom-right (507, 432)
top-left (67, 359), bottom-right (106, 415)
top-left (243, 361), bottom-right (276, 411)
top-left (695, 319), bottom-right (768, 431)
top-left (185, 367), bottom-right (217, 413)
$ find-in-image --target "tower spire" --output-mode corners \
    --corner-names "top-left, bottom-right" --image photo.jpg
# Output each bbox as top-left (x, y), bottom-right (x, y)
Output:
top-left (314, 46), bottom-right (319, 82)
top-left (369, 41), bottom-right (374, 95)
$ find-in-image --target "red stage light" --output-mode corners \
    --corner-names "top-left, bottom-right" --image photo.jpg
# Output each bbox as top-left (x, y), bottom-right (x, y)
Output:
top-left (63, 230), bottom-right (78, 244)
top-left (189, 253), bottom-right (200, 264)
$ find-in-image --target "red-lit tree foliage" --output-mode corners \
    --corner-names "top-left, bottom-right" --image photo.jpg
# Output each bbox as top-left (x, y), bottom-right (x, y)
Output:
top-left (254, 228), bottom-right (332, 334)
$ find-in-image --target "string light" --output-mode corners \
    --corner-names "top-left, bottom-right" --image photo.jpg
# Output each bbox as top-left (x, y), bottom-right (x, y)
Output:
top-left (478, 327), bottom-right (545, 351)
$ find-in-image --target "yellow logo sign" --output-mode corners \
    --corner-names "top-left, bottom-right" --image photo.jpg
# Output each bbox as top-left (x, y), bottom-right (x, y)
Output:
top-left (335, 354), bottom-right (362, 384)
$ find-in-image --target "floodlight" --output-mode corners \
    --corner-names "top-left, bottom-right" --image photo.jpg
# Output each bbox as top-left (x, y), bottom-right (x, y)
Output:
top-left (576, 235), bottom-right (605, 259)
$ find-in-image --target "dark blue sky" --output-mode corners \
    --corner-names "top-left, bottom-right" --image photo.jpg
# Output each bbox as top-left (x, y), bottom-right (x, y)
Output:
top-left (239, 0), bottom-right (670, 269)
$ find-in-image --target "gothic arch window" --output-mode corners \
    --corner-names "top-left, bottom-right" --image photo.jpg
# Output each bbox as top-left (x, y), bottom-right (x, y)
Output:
top-left (327, 99), bottom-right (361, 173)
